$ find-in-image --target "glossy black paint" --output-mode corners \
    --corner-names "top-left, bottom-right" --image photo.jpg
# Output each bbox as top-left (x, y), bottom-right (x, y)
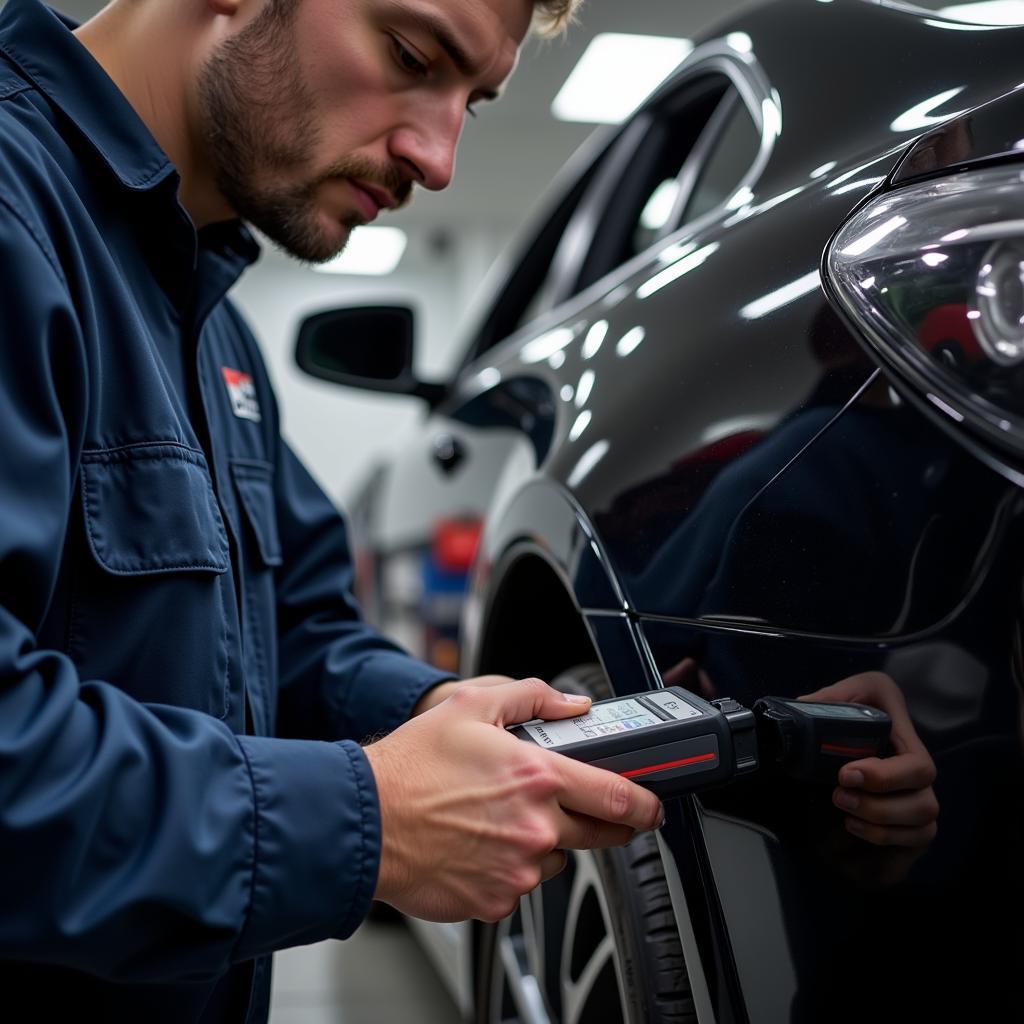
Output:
top-left (893, 86), bottom-right (1024, 185)
top-left (323, 2), bottom-right (1024, 1020)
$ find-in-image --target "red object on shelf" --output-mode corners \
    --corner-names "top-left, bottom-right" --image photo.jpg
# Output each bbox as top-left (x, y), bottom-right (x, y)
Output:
top-left (432, 517), bottom-right (483, 574)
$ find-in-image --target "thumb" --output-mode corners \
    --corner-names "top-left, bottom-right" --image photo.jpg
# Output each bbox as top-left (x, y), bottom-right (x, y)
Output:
top-left (474, 677), bottom-right (592, 727)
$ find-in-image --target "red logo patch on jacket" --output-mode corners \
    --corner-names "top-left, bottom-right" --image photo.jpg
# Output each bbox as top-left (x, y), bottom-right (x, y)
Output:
top-left (221, 367), bottom-right (261, 422)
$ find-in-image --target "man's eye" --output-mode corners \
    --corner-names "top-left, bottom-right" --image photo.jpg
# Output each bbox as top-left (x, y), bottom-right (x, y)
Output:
top-left (392, 37), bottom-right (427, 76)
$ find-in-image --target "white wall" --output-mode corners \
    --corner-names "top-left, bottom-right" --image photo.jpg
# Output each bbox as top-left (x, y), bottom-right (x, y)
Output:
top-left (230, 224), bottom-right (507, 509)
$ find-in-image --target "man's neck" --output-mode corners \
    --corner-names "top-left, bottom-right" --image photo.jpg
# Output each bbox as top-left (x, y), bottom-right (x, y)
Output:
top-left (73, 2), bottom-right (233, 228)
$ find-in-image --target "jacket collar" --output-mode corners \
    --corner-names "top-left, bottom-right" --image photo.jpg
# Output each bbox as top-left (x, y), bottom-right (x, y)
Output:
top-left (0, 0), bottom-right (261, 305)
top-left (0, 0), bottom-right (178, 194)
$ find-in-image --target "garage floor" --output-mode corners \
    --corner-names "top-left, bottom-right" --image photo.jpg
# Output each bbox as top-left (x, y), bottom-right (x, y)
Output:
top-left (269, 917), bottom-right (462, 1023)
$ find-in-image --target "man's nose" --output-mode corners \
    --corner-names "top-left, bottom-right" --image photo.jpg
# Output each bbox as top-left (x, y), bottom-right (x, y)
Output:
top-left (388, 102), bottom-right (464, 192)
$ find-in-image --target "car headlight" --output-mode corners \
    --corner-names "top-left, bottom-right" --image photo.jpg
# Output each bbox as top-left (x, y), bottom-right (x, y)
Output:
top-left (824, 162), bottom-right (1024, 474)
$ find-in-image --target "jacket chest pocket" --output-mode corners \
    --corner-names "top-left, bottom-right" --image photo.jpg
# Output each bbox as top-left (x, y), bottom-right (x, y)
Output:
top-left (70, 443), bottom-right (235, 718)
top-left (231, 459), bottom-right (282, 570)
top-left (229, 459), bottom-right (282, 733)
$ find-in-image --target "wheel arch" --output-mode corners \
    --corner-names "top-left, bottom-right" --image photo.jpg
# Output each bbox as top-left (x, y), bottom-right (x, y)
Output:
top-left (474, 543), bottom-right (598, 681)
top-left (463, 479), bottom-right (633, 682)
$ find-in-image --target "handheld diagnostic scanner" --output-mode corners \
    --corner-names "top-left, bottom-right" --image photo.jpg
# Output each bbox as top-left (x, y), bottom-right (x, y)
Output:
top-left (510, 689), bottom-right (891, 797)
top-left (508, 687), bottom-right (758, 799)
top-left (752, 696), bottom-right (891, 784)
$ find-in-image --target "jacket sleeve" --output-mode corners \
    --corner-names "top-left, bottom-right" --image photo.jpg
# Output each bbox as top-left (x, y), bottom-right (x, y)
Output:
top-left (0, 198), bottom-right (381, 981)
top-left (272, 433), bottom-right (456, 743)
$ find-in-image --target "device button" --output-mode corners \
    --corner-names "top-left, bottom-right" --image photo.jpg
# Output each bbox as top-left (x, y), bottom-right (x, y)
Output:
top-left (645, 690), bottom-right (704, 721)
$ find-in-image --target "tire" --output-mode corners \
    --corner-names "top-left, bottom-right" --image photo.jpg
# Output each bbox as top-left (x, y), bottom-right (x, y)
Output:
top-left (474, 663), bottom-right (697, 1024)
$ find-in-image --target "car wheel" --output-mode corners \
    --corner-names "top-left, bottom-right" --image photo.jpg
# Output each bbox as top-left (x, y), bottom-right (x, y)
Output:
top-left (474, 663), bottom-right (696, 1024)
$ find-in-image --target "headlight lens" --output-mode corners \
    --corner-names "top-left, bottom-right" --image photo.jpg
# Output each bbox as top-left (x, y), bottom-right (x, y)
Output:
top-left (973, 239), bottom-right (1024, 366)
top-left (825, 163), bottom-right (1024, 467)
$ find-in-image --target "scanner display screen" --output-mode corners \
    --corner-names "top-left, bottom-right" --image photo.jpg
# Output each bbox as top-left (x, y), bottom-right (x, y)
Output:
top-left (523, 699), bottom-right (661, 749)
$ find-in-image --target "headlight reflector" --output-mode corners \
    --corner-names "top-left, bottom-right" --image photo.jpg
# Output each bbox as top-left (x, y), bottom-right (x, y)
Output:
top-left (825, 163), bottom-right (1024, 467)
top-left (972, 240), bottom-right (1024, 366)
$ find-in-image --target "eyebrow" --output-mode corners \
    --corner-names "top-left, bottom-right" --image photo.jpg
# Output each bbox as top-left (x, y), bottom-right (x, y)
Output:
top-left (398, 7), bottom-right (503, 102)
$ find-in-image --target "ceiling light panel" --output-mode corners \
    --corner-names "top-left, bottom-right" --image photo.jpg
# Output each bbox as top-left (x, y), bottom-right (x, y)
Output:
top-left (551, 33), bottom-right (694, 125)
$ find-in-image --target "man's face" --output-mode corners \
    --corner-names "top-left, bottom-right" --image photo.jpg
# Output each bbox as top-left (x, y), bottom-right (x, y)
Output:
top-left (197, 0), bottom-right (531, 261)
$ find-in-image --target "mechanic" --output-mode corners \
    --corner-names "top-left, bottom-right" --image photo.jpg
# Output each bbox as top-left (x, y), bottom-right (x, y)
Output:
top-left (0, 0), bottom-right (937, 1022)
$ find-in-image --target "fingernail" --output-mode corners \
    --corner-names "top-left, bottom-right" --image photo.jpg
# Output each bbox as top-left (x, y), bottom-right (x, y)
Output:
top-left (840, 768), bottom-right (864, 788)
top-left (835, 789), bottom-right (859, 811)
top-left (655, 808), bottom-right (666, 829)
top-left (562, 693), bottom-right (591, 705)
top-left (845, 817), bottom-right (865, 836)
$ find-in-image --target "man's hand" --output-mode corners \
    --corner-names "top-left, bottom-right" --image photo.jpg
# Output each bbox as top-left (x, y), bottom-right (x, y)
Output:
top-left (412, 675), bottom-right (513, 716)
top-left (799, 672), bottom-right (939, 848)
top-left (364, 677), bottom-right (665, 923)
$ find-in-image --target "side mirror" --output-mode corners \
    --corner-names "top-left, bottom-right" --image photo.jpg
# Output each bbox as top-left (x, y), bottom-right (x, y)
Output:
top-left (295, 305), bottom-right (446, 406)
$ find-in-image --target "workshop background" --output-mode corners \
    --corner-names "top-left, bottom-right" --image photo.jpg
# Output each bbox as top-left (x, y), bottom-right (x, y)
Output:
top-left (46, 1), bottom-right (1011, 1022)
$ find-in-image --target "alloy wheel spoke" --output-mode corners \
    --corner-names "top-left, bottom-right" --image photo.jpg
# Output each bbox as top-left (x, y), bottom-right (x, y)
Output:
top-left (562, 934), bottom-right (616, 1024)
top-left (491, 851), bottom-right (627, 1024)
top-left (494, 913), bottom-right (553, 1024)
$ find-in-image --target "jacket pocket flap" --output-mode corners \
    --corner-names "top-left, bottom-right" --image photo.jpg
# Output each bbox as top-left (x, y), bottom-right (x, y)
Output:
top-left (81, 444), bottom-right (230, 576)
top-left (231, 459), bottom-right (283, 567)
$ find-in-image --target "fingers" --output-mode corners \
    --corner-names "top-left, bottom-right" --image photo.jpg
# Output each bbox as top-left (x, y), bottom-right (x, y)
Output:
top-left (799, 670), bottom-right (931, 765)
top-left (798, 672), bottom-right (940, 850)
top-left (556, 809), bottom-right (635, 850)
top-left (841, 814), bottom-right (938, 848)
top-left (833, 748), bottom-right (939, 849)
top-left (450, 676), bottom-right (592, 727)
top-left (799, 671), bottom-right (907, 720)
top-left (414, 675), bottom-right (519, 715)
top-left (838, 750), bottom-right (936, 794)
top-left (554, 756), bottom-right (664, 832)
top-left (833, 784), bottom-right (939, 829)
top-left (539, 849), bottom-right (568, 883)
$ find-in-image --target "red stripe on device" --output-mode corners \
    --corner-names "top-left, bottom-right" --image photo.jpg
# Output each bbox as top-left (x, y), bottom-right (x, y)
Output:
top-left (821, 743), bottom-right (876, 757)
top-left (620, 752), bottom-right (717, 779)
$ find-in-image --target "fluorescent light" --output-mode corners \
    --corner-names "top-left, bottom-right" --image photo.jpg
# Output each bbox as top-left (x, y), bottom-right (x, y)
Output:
top-left (839, 216), bottom-right (907, 258)
top-left (615, 326), bottom-right (646, 357)
top-left (640, 179), bottom-right (681, 232)
top-left (938, 1), bottom-right (1024, 24)
top-left (581, 320), bottom-right (609, 359)
top-left (740, 270), bottom-right (821, 320)
top-left (567, 439), bottom-right (610, 488)
top-left (552, 34), bottom-right (693, 124)
top-left (569, 410), bottom-right (592, 442)
top-left (521, 326), bottom-right (576, 364)
top-left (636, 242), bottom-right (719, 300)
top-left (889, 87), bottom-right (967, 133)
top-left (726, 32), bottom-right (753, 53)
top-left (575, 369), bottom-right (595, 407)
top-left (830, 175), bottom-right (886, 195)
top-left (314, 226), bottom-right (407, 275)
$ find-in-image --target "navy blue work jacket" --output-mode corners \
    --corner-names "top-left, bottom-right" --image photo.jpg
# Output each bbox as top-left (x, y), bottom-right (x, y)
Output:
top-left (0, 2), bottom-right (453, 1020)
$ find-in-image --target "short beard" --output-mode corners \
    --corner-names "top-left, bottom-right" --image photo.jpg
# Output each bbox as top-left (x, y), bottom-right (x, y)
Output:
top-left (196, 3), bottom-right (409, 262)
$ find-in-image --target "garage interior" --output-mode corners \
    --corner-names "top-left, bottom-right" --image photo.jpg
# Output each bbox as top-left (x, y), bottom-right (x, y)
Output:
top-left (31, 1), bottom-right (1020, 1022)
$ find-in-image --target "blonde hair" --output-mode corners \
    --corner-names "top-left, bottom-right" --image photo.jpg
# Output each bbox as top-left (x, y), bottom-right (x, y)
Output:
top-left (531, 0), bottom-right (583, 37)
top-left (260, 0), bottom-right (582, 38)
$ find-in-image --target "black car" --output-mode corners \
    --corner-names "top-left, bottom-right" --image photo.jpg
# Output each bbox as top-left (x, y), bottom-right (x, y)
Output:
top-left (297, 1), bottom-right (1024, 1020)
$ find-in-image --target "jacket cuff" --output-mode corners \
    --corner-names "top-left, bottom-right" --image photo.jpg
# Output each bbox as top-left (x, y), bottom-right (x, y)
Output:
top-left (232, 736), bottom-right (380, 961)
top-left (334, 653), bottom-right (455, 741)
